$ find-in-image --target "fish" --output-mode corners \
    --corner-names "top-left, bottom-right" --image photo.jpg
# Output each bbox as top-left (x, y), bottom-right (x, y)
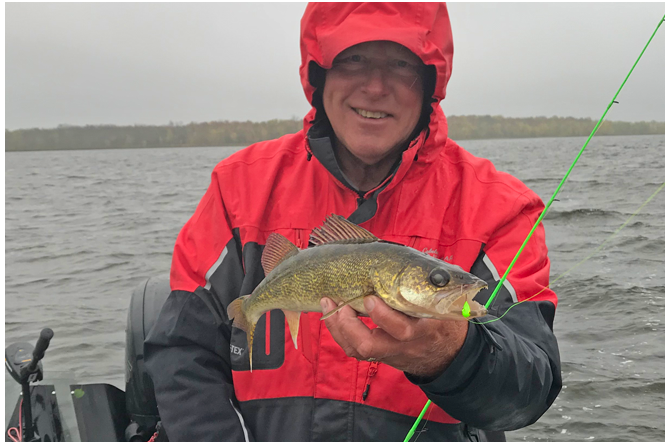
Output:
top-left (226, 214), bottom-right (488, 371)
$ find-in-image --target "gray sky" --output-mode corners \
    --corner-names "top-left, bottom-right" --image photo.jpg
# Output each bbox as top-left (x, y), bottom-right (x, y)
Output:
top-left (5, 2), bottom-right (665, 130)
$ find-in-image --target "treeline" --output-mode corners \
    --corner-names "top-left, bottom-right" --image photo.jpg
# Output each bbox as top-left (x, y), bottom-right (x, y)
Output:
top-left (5, 119), bottom-right (303, 152)
top-left (5, 116), bottom-right (664, 152)
top-left (447, 115), bottom-right (664, 140)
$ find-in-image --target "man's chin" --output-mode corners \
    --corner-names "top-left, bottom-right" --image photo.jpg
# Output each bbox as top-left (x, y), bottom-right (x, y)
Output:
top-left (347, 146), bottom-right (397, 165)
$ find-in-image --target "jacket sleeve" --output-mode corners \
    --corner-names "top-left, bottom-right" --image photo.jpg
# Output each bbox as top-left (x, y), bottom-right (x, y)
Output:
top-left (144, 168), bottom-right (253, 441)
top-left (406, 191), bottom-right (562, 431)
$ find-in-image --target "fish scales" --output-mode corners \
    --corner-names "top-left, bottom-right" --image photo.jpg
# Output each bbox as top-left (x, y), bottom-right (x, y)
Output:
top-left (248, 242), bottom-right (397, 319)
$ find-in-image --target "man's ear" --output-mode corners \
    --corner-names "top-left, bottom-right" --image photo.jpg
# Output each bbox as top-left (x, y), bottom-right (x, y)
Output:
top-left (308, 61), bottom-right (326, 89)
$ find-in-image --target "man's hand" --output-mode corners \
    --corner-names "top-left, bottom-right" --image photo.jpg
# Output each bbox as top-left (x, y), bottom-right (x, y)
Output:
top-left (320, 295), bottom-right (468, 378)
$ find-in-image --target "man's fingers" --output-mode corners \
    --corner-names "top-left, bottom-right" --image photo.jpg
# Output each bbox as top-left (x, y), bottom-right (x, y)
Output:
top-left (321, 297), bottom-right (370, 357)
top-left (319, 297), bottom-right (468, 375)
top-left (320, 297), bottom-right (336, 314)
top-left (320, 297), bottom-right (397, 361)
top-left (364, 296), bottom-right (426, 342)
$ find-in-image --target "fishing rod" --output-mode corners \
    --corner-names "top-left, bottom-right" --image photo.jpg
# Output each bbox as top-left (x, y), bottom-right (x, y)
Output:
top-left (405, 14), bottom-right (665, 442)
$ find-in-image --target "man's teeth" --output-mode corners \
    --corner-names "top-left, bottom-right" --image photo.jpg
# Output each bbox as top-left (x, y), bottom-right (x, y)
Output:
top-left (355, 108), bottom-right (389, 119)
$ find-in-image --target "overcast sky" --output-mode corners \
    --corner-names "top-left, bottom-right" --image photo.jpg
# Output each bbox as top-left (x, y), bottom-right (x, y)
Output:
top-left (5, 2), bottom-right (666, 130)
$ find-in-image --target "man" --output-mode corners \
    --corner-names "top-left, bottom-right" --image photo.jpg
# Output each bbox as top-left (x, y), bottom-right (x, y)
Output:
top-left (145, 3), bottom-right (561, 441)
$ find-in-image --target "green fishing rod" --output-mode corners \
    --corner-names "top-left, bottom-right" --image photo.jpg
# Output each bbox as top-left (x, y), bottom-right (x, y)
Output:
top-left (472, 181), bottom-right (664, 326)
top-left (404, 14), bottom-right (665, 442)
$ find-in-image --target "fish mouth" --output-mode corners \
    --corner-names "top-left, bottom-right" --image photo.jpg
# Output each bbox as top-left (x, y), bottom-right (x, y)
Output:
top-left (433, 281), bottom-right (488, 318)
top-left (437, 279), bottom-right (488, 298)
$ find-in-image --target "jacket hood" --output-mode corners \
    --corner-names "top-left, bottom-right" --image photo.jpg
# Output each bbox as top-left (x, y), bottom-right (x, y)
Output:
top-left (299, 2), bottom-right (454, 131)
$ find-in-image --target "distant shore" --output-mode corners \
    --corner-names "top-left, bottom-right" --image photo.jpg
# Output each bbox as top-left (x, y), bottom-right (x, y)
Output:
top-left (5, 115), bottom-right (664, 152)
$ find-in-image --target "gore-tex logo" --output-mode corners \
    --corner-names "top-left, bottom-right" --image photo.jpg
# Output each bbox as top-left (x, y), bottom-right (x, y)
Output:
top-left (230, 344), bottom-right (245, 356)
top-left (422, 248), bottom-right (439, 257)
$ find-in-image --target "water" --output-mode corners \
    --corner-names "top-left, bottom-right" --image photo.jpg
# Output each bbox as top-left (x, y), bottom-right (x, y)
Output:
top-left (5, 135), bottom-right (664, 441)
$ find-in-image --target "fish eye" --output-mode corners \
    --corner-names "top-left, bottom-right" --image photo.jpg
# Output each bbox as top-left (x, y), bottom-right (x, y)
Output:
top-left (429, 269), bottom-right (450, 287)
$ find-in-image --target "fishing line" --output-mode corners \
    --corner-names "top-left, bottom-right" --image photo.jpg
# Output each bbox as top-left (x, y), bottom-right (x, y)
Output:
top-left (403, 400), bottom-right (432, 442)
top-left (482, 14), bottom-right (665, 312)
top-left (470, 182), bottom-right (664, 325)
top-left (409, 400), bottom-right (434, 442)
top-left (404, 14), bottom-right (664, 442)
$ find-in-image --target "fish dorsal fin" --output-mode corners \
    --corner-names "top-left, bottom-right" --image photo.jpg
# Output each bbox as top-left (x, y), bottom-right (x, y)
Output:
top-left (309, 214), bottom-right (379, 246)
top-left (261, 233), bottom-right (299, 274)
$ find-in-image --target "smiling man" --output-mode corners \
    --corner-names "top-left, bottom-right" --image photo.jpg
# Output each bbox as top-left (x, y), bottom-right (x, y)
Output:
top-left (324, 41), bottom-right (426, 191)
top-left (145, 3), bottom-right (561, 441)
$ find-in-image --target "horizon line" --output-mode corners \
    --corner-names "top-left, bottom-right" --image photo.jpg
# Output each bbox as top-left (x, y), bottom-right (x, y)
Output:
top-left (5, 114), bottom-right (665, 132)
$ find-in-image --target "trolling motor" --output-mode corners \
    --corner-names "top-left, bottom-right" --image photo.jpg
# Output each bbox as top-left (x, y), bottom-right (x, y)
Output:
top-left (5, 328), bottom-right (54, 442)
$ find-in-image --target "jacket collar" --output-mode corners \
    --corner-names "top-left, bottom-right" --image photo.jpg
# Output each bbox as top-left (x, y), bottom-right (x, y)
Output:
top-left (306, 116), bottom-right (445, 200)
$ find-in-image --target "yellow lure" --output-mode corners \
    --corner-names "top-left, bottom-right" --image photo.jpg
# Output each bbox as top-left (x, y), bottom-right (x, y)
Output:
top-left (462, 301), bottom-right (471, 318)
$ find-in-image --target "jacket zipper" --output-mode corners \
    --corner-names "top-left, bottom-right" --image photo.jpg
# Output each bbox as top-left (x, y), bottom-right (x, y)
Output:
top-left (361, 361), bottom-right (379, 402)
top-left (408, 236), bottom-right (419, 248)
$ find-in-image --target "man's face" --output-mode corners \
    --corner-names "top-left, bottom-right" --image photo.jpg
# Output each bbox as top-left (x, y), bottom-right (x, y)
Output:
top-left (323, 41), bottom-right (425, 166)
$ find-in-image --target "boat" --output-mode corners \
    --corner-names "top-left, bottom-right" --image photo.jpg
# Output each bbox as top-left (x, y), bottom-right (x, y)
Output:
top-left (5, 276), bottom-right (170, 442)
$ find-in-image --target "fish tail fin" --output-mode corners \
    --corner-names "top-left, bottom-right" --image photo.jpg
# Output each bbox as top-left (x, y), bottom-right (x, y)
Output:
top-left (247, 324), bottom-right (256, 372)
top-left (227, 295), bottom-right (251, 332)
top-left (227, 295), bottom-right (257, 372)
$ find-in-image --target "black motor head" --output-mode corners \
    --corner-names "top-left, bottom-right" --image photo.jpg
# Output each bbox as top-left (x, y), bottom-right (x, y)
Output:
top-left (4, 342), bottom-right (43, 384)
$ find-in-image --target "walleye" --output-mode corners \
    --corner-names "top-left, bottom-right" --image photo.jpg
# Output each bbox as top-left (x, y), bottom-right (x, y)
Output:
top-left (226, 215), bottom-right (488, 371)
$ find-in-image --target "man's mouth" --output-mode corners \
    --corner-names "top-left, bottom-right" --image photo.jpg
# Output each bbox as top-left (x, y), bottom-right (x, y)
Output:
top-left (353, 108), bottom-right (391, 119)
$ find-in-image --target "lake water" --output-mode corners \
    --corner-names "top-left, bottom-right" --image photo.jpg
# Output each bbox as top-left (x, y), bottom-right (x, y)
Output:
top-left (5, 135), bottom-right (665, 441)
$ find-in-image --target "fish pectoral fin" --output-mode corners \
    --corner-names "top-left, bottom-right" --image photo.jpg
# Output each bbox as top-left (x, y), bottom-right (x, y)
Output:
top-left (282, 310), bottom-right (301, 349)
top-left (319, 295), bottom-right (366, 321)
top-left (261, 233), bottom-right (299, 275)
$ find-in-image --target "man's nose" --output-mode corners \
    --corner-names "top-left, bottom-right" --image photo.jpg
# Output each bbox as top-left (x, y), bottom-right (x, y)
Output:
top-left (360, 64), bottom-right (390, 95)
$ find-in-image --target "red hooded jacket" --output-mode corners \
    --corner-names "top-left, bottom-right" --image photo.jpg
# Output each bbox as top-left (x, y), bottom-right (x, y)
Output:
top-left (145, 3), bottom-right (561, 441)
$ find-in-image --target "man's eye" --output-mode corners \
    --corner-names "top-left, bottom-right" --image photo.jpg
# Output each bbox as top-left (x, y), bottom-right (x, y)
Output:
top-left (396, 60), bottom-right (408, 68)
top-left (334, 54), bottom-right (364, 65)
